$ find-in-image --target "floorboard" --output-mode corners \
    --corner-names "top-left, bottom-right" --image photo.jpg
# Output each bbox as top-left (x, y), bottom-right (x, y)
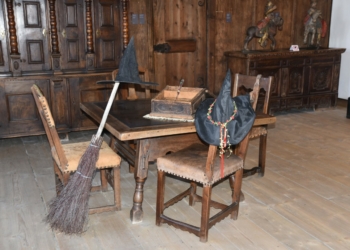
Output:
top-left (0, 107), bottom-right (350, 249)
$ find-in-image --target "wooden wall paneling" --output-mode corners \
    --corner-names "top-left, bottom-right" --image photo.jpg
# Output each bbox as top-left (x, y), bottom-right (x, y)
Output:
top-left (152, 0), bottom-right (207, 90)
top-left (152, 0), bottom-right (166, 90)
top-left (56, 0), bottom-right (86, 71)
top-left (50, 78), bottom-right (70, 130)
top-left (213, 0), bottom-right (234, 94)
top-left (195, 0), bottom-right (207, 89)
top-left (212, 0), bottom-right (256, 94)
top-left (0, 78), bottom-right (50, 136)
top-left (93, 0), bottom-right (122, 69)
top-left (274, 0), bottom-right (294, 49)
top-left (129, 0), bottom-right (157, 97)
top-left (13, 0), bottom-right (51, 73)
top-left (0, 0), bottom-right (10, 73)
top-left (232, 0), bottom-right (256, 51)
top-left (206, 0), bottom-right (216, 94)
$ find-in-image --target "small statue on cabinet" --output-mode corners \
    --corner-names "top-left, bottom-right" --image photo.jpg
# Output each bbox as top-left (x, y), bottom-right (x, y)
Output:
top-left (243, 1), bottom-right (284, 52)
top-left (303, 0), bottom-right (327, 48)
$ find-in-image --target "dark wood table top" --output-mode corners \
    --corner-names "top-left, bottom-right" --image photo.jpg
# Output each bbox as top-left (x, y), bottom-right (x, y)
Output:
top-left (80, 98), bottom-right (276, 141)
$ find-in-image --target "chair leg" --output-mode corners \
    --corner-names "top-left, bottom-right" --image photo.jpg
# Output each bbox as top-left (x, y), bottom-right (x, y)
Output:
top-left (156, 170), bottom-right (166, 226)
top-left (100, 169), bottom-right (108, 191)
top-left (229, 176), bottom-right (245, 202)
top-left (199, 185), bottom-right (212, 243)
top-left (113, 166), bottom-right (121, 210)
top-left (231, 168), bottom-right (243, 220)
top-left (189, 182), bottom-right (197, 206)
top-left (259, 134), bottom-right (267, 177)
top-left (62, 172), bottom-right (70, 186)
top-left (54, 173), bottom-right (63, 195)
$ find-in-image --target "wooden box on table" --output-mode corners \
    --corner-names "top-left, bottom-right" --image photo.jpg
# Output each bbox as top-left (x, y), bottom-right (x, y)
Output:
top-left (150, 86), bottom-right (205, 120)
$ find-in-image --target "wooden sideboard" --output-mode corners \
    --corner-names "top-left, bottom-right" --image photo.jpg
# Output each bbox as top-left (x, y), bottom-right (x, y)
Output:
top-left (225, 48), bottom-right (346, 114)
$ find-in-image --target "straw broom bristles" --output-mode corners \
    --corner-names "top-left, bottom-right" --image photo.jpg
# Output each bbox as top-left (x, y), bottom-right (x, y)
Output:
top-left (46, 135), bottom-right (103, 234)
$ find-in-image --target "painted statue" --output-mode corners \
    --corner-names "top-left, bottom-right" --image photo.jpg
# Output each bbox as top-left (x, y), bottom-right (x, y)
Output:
top-left (243, 1), bottom-right (284, 51)
top-left (303, 0), bottom-right (327, 48)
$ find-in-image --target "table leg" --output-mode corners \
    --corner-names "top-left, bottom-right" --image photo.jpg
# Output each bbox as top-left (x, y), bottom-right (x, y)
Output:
top-left (130, 139), bottom-right (150, 223)
top-left (130, 177), bottom-right (146, 223)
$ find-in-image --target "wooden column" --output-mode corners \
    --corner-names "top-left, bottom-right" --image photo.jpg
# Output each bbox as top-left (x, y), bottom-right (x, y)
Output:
top-left (122, 0), bottom-right (129, 49)
top-left (48, 0), bottom-right (61, 73)
top-left (85, 0), bottom-right (95, 70)
top-left (5, 0), bottom-right (21, 76)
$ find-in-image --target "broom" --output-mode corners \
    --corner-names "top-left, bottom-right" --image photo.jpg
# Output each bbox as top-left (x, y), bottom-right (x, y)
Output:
top-left (46, 81), bottom-right (120, 234)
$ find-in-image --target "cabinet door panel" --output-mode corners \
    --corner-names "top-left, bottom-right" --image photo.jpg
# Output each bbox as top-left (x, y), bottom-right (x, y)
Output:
top-left (50, 78), bottom-right (70, 130)
top-left (94, 0), bottom-right (122, 69)
top-left (310, 64), bottom-right (332, 93)
top-left (57, 0), bottom-right (86, 70)
top-left (0, 0), bottom-right (10, 73)
top-left (69, 74), bottom-right (113, 129)
top-left (14, 0), bottom-right (51, 72)
top-left (0, 79), bottom-right (49, 136)
top-left (287, 67), bottom-right (304, 96)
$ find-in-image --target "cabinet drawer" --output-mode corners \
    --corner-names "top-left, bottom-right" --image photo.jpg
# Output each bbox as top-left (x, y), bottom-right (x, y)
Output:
top-left (286, 97), bottom-right (307, 109)
top-left (312, 57), bottom-right (334, 64)
top-left (309, 95), bottom-right (333, 108)
top-left (0, 79), bottom-right (50, 136)
top-left (255, 59), bottom-right (280, 68)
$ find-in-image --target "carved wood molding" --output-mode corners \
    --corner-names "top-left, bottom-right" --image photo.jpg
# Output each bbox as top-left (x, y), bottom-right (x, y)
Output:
top-left (85, 0), bottom-right (94, 53)
top-left (48, 0), bottom-right (59, 54)
top-left (5, 0), bottom-right (19, 55)
top-left (122, 0), bottom-right (129, 49)
top-left (225, 48), bottom-right (347, 60)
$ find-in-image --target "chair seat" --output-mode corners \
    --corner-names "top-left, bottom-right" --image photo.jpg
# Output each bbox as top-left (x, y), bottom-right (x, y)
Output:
top-left (52, 141), bottom-right (121, 173)
top-left (157, 143), bottom-right (243, 186)
top-left (249, 126), bottom-right (267, 139)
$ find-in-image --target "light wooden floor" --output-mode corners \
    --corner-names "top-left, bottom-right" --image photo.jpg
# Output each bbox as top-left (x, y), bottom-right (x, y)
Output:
top-left (1, 107), bottom-right (350, 249)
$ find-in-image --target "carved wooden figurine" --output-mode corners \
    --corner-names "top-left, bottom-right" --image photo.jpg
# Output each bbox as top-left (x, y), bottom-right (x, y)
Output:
top-left (303, 0), bottom-right (327, 48)
top-left (243, 1), bottom-right (283, 51)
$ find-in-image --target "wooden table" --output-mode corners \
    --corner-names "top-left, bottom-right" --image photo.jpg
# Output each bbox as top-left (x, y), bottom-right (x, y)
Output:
top-left (80, 99), bottom-right (276, 223)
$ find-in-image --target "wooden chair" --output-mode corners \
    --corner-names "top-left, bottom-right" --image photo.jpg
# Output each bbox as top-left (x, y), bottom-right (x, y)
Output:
top-left (232, 74), bottom-right (273, 177)
top-left (110, 66), bottom-right (154, 173)
top-left (31, 84), bottom-right (122, 214)
top-left (155, 74), bottom-right (264, 242)
top-left (112, 66), bottom-right (152, 100)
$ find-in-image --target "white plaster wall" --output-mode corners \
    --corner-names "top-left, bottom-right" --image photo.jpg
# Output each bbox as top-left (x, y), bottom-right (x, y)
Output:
top-left (329, 0), bottom-right (350, 99)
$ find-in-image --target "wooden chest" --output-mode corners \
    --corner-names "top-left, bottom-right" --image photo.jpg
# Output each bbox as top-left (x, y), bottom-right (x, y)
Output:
top-left (150, 86), bottom-right (206, 120)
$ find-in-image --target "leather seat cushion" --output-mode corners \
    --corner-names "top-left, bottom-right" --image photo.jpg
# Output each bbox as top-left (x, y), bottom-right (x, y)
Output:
top-left (157, 143), bottom-right (243, 186)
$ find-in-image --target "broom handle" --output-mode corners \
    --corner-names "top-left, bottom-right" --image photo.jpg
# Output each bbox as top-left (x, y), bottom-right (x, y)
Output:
top-left (96, 82), bottom-right (120, 138)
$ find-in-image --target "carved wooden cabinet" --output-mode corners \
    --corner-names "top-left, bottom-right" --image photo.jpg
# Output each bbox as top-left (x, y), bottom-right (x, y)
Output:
top-left (0, 0), bottom-right (123, 138)
top-left (225, 48), bottom-right (346, 113)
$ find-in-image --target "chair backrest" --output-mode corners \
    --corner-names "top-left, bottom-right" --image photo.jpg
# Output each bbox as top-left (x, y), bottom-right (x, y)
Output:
top-left (232, 73), bottom-right (273, 114)
top-left (112, 66), bottom-right (151, 100)
top-left (31, 84), bottom-right (69, 170)
top-left (205, 74), bottom-right (262, 179)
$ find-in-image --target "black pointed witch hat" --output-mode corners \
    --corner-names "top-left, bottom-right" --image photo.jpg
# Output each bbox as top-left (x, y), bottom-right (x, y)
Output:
top-left (97, 37), bottom-right (158, 86)
top-left (194, 69), bottom-right (256, 146)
